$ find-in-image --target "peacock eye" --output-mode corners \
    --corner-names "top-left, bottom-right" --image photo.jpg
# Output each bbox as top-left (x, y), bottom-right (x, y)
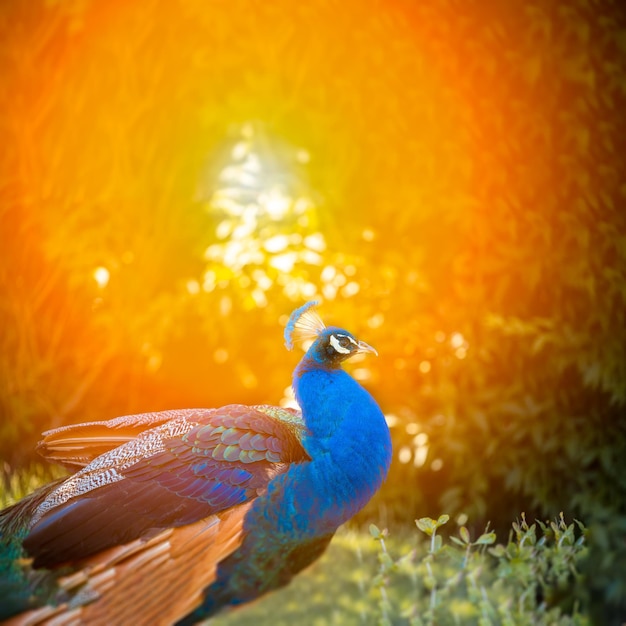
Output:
top-left (329, 334), bottom-right (355, 355)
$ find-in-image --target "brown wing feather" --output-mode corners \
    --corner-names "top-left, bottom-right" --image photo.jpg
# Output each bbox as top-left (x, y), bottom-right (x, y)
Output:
top-left (3, 503), bottom-right (251, 626)
top-left (37, 410), bottom-right (217, 470)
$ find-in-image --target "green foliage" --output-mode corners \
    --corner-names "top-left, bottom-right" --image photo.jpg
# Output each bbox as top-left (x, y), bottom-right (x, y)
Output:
top-left (368, 514), bottom-right (588, 626)
top-left (0, 463), bottom-right (65, 509)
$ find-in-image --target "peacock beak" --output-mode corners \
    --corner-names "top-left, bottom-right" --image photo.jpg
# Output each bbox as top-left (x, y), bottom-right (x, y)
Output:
top-left (356, 340), bottom-right (378, 356)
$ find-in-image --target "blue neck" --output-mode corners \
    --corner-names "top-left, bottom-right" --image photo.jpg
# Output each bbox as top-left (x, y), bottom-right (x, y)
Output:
top-left (286, 356), bottom-right (392, 531)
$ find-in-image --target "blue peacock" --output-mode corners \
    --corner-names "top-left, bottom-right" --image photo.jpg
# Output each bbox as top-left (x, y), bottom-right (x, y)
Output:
top-left (0, 301), bottom-right (392, 625)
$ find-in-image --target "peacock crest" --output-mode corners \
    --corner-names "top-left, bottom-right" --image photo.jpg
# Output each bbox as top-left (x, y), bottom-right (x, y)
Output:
top-left (284, 300), bottom-right (326, 350)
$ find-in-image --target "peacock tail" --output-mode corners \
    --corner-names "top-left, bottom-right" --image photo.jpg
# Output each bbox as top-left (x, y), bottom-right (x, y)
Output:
top-left (0, 302), bottom-right (392, 625)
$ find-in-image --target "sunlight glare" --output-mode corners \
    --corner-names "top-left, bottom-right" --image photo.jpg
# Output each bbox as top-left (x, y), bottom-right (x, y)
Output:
top-left (263, 234), bottom-right (290, 253)
top-left (431, 459), bottom-right (444, 471)
top-left (399, 446), bottom-right (412, 464)
top-left (342, 281), bottom-right (360, 297)
top-left (196, 122), bottom-right (331, 304)
top-left (367, 313), bottom-right (384, 329)
top-left (384, 414), bottom-right (400, 427)
top-left (186, 279), bottom-right (200, 295)
top-left (451, 332), bottom-right (465, 349)
top-left (304, 233), bottom-right (326, 252)
top-left (93, 266), bottom-right (110, 288)
top-left (260, 186), bottom-right (292, 220)
top-left (321, 265), bottom-right (336, 282)
top-left (251, 289), bottom-right (268, 307)
top-left (279, 385), bottom-right (300, 410)
top-left (413, 434), bottom-right (429, 467)
top-left (299, 250), bottom-right (323, 265)
top-left (213, 348), bottom-right (229, 363)
top-left (353, 368), bottom-right (372, 382)
top-left (269, 252), bottom-right (297, 273)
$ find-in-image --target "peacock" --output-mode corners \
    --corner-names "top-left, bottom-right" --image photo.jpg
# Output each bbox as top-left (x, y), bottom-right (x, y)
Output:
top-left (0, 301), bottom-right (392, 625)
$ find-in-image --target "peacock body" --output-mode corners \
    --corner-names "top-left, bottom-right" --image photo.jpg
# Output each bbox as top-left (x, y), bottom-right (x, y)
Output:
top-left (0, 302), bottom-right (392, 625)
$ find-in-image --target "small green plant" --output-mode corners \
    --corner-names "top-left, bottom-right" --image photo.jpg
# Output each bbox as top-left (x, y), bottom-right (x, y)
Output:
top-left (370, 513), bottom-right (589, 626)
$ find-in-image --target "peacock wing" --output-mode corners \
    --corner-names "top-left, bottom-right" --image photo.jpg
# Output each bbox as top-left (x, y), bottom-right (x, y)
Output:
top-left (4, 503), bottom-right (252, 626)
top-left (23, 405), bottom-right (308, 569)
top-left (37, 409), bottom-right (198, 470)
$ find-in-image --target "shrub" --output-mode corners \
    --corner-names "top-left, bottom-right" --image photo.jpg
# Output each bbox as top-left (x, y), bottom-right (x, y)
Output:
top-left (370, 513), bottom-right (589, 626)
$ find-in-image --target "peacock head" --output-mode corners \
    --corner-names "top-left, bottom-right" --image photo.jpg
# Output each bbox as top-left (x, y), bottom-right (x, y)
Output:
top-left (285, 301), bottom-right (377, 368)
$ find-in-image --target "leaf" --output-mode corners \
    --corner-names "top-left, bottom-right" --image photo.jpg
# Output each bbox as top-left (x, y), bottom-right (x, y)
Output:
top-left (437, 514), bottom-right (450, 527)
top-left (460, 526), bottom-right (471, 544)
top-left (488, 544), bottom-right (507, 558)
top-left (369, 523), bottom-right (381, 540)
top-left (475, 532), bottom-right (496, 545)
top-left (416, 517), bottom-right (435, 536)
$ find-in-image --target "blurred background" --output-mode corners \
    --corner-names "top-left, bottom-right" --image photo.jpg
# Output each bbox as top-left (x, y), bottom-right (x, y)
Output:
top-left (1, 0), bottom-right (625, 621)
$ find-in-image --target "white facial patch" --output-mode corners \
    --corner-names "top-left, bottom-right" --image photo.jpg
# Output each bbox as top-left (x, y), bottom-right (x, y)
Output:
top-left (329, 333), bottom-right (357, 354)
